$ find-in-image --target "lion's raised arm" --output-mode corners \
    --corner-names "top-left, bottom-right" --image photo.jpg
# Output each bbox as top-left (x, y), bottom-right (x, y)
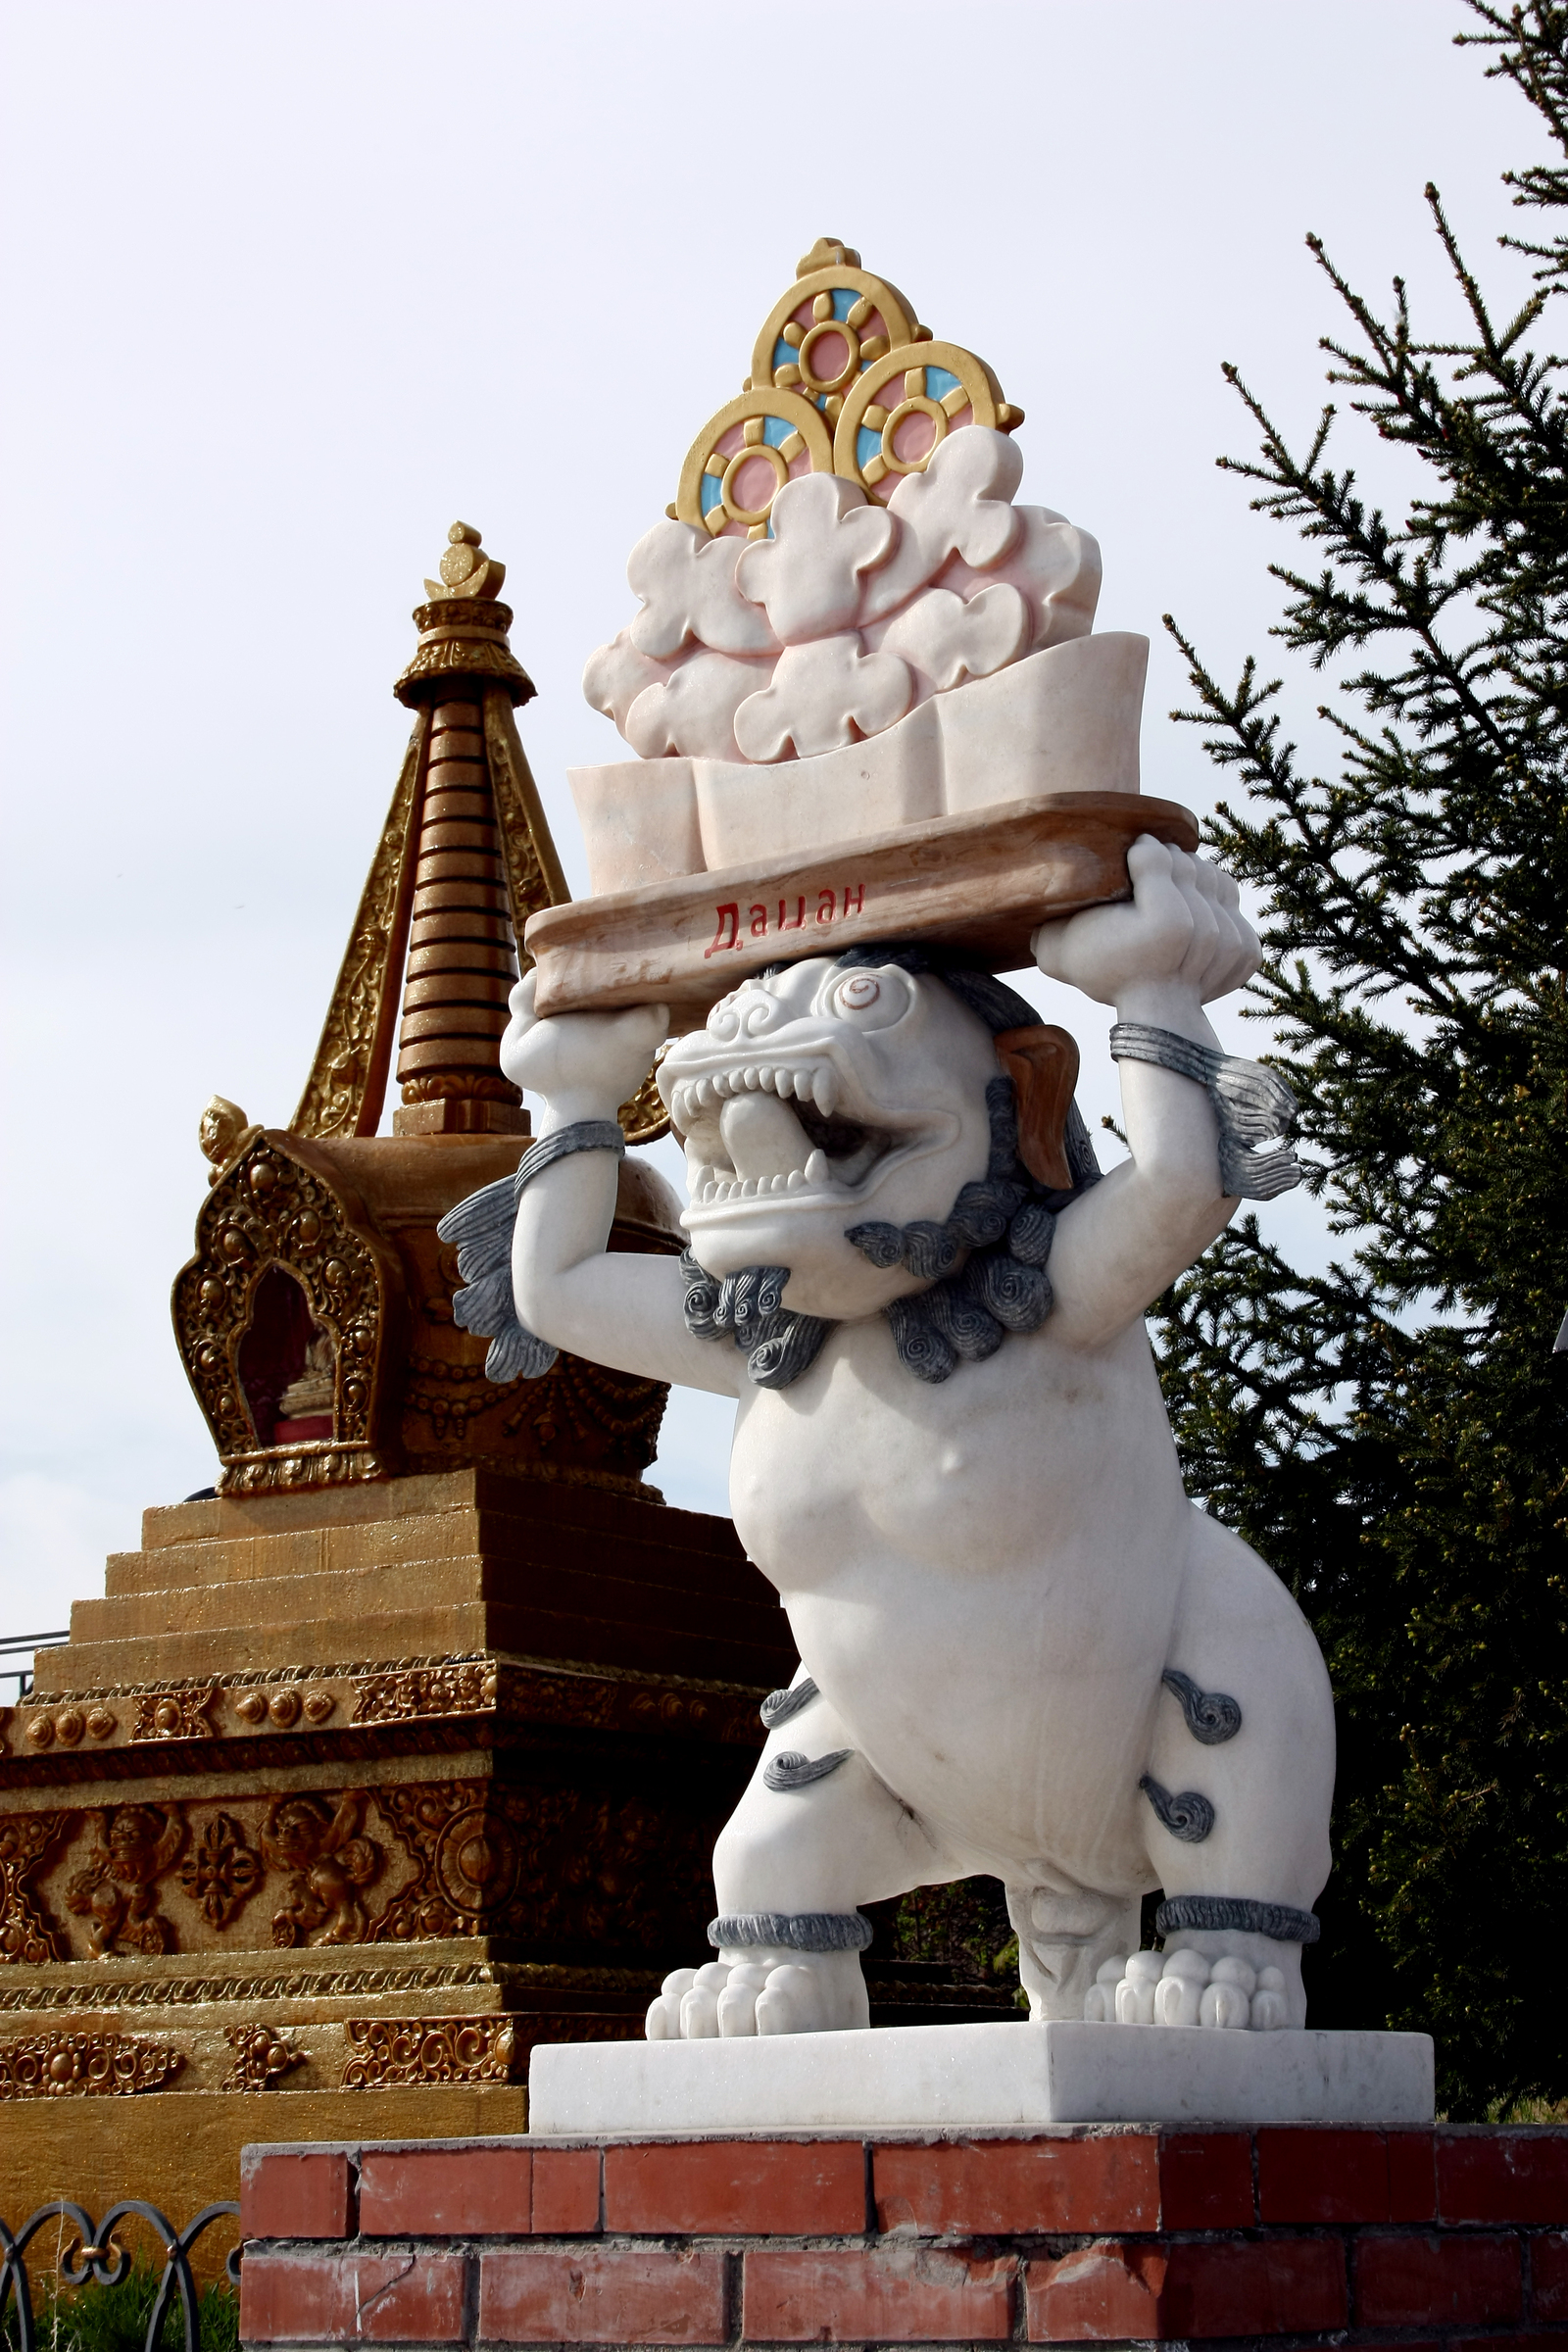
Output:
top-left (498, 990), bottom-right (746, 1398)
top-left (1033, 837), bottom-right (1270, 1349)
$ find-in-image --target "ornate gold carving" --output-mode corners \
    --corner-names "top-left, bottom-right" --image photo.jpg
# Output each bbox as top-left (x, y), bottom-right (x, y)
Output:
top-left (352, 1662), bottom-right (496, 1726)
top-left (64, 1806), bottom-right (185, 1958)
top-left (617, 1062), bottom-right (671, 1149)
top-left (0, 1958), bottom-right (502, 2013)
top-left (86, 1708), bottom-right (117, 1740)
top-left (177, 1812), bottom-right (265, 1931)
top-left (500, 1351), bottom-right (667, 1473)
top-left (401, 1072), bottom-right (520, 1104)
top-left (370, 1778), bottom-right (713, 1953)
top-left (219, 1444), bottom-right (386, 1495)
top-left (220, 2023), bottom-right (308, 2091)
top-left (0, 1812), bottom-right (69, 1965)
top-left (404, 1349), bottom-right (521, 1439)
top-left (199, 1096), bottom-right (262, 1183)
top-left (342, 2013), bottom-right (515, 2088)
top-left (132, 1684), bottom-right (217, 1742)
top-left (482, 687), bottom-right (568, 927)
top-left (423, 521), bottom-right (507, 603)
top-left (263, 1792), bottom-right (380, 1947)
top-left (397, 600), bottom-right (535, 705)
top-left (291, 711), bottom-right (427, 1140)
top-left (0, 2029), bottom-right (184, 2099)
top-left (172, 1130), bottom-right (396, 1489)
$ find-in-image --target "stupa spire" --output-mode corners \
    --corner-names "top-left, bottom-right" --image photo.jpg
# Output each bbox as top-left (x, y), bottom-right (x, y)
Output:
top-left (289, 523), bottom-right (567, 1140)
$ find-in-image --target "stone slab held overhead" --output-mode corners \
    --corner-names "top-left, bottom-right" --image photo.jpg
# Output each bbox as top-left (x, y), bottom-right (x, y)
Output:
top-left (527, 2021), bottom-right (1437, 2136)
top-left (525, 789), bottom-right (1200, 1026)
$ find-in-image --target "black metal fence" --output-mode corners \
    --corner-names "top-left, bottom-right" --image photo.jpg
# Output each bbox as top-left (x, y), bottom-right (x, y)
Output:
top-left (0, 2202), bottom-right (240, 2352)
top-left (0, 1633), bottom-right (70, 1702)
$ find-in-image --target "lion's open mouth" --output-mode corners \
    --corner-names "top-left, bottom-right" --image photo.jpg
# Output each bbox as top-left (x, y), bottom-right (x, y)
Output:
top-left (668, 1062), bottom-right (897, 1203)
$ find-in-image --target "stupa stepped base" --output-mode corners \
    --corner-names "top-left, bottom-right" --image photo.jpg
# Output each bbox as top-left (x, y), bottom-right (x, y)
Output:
top-left (0, 1472), bottom-right (1016, 2226)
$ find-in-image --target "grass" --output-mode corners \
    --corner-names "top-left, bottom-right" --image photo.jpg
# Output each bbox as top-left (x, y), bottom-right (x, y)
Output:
top-left (1, 2261), bottom-right (238, 2352)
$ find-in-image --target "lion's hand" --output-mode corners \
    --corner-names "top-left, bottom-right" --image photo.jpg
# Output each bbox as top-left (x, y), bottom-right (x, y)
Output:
top-left (1031, 836), bottom-right (1259, 1011)
top-left (500, 972), bottom-right (669, 1114)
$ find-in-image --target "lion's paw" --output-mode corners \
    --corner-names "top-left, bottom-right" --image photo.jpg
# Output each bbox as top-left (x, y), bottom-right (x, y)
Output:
top-left (645, 1953), bottom-right (862, 2038)
top-left (1083, 1947), bottom-right (1290, 2031)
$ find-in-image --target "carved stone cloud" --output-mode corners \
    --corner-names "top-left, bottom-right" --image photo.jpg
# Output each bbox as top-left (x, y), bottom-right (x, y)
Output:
top-left (734, 635), bottom-right (912, 761)
top-left (626, 519), bottom-right (779, 659)
top-left (735, 475), bottom-right (897, 646)
top-left (625, 650), bottom-right (775, 762)
top-left (877, 581), bottom-right (1031, 695)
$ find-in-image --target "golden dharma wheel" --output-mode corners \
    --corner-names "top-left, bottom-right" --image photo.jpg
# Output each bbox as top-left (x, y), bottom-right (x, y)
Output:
top-left (674, 388), bottom-right (833, 541)
top-left (833, 340), bottom-right (1022, 501)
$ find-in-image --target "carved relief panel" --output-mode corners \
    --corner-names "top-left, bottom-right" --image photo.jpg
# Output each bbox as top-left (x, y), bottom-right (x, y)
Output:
top-left (1, 1755), bottom-right (725, 1969)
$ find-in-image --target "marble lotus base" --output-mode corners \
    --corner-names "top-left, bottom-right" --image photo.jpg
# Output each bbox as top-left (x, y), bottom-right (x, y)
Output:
top-left (527, 2021), bottom-right (1436, 2135)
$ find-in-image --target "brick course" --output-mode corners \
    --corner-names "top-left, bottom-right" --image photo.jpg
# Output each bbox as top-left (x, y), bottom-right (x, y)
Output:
top-left (239, 2124), bottom-right (1568, 2349)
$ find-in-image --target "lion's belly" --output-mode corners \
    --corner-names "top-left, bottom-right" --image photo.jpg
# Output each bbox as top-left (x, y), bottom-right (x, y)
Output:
top-left (728, 1315), bottom-right (1191, 1887)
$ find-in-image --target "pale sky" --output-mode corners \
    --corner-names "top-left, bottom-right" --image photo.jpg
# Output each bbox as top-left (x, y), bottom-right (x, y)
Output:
top-left (0, 0), bottom-right (1538, 1647)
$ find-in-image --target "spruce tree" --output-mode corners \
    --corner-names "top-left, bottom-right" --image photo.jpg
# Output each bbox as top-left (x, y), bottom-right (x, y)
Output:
top-left (1153, 0), bottom-right (1568, 2118)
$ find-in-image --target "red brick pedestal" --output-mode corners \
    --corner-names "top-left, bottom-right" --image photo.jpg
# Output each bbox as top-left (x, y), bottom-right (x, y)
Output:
top-left (240, 2126), bottom-right (1568, 2347)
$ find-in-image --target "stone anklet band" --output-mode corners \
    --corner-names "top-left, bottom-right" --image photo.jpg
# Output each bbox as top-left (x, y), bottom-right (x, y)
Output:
top-left (709, 1912), bottom-right (873, 1953)
top-left (1154, 1895), bottom-right (1320, 1944)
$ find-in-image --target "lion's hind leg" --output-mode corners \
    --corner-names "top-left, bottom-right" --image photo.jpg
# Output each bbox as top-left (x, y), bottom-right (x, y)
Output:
top-left (1124, 1508), bottom-right (1335, 2030)
top-left (646, 1672), bottom-right (957, 2040)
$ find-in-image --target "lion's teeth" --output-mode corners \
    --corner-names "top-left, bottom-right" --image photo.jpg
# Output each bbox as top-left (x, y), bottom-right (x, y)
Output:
top-left (768, 1172), bottom-right (787, 1192)
top-left (810, 1068), bottom-right (838, 1115)
top-left (695, 1077), bottom-right (716, 1108)
top-left (786, 1167), bottom-right (806, 1190)
top-left (712, 1073), bottom-right (734, 1098)
top-left (742, 1065), bottom-right (760, 1091)
top-left (757, 1065), bottom-right (775, 1093)
top-left (804, 1150), bottom-right (828, 1185)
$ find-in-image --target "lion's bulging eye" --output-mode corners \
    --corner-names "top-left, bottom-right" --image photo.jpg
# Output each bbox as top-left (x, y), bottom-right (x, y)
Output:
top-left (823, 966), bottom-right (911, 1028)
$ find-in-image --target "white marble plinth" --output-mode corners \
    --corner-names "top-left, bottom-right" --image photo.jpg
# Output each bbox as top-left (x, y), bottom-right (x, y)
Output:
top-left (528, 2023), bottom-right (1434, 2137)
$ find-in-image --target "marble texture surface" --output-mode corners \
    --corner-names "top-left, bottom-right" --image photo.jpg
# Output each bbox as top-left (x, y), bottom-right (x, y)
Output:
top-left (568, 632), bottom-right (1148, 895)
top-left (492, 838), bottom-right (1337, 2077)
top-left (528, 2023), bottom-right (1437, 2135)
top-left (584, 429), bottom-right (1101, 771)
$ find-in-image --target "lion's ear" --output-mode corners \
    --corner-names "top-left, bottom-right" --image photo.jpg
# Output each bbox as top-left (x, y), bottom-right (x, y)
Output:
top-left (994, 1024), bottom-right (1080, 1191)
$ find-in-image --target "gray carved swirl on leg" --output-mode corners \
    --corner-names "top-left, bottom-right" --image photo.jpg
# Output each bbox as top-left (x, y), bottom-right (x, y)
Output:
top-left (1139, 1774), bottom-right (1215, 1842)
top-left (1161, 1667), bottom-right (1243, 1745)
top-left (760, 1679), bottom-right (819, 1730)
top-left (763, 1748), bottom-right (854, 1791)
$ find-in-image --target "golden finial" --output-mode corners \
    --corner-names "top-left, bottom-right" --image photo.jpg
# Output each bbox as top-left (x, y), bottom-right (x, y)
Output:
top-left (424, 521), bottom-right (507, 602)
top-left (797, 236), bottom-right (860, 277)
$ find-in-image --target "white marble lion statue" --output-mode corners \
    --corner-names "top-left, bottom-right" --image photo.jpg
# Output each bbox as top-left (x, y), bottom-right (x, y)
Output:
top-left (441, 836), bottom-right (1335, 2041)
